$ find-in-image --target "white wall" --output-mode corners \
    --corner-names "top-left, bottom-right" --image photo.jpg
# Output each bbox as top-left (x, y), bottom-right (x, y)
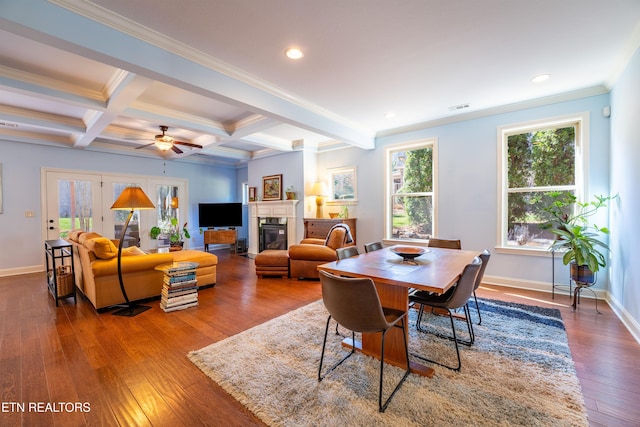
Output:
top-left (609, 46), bottom-right (640, 339)
top-left (0, 141), bottom-right (238, 274)
top-left (318, 94), bottom-right (612, 295)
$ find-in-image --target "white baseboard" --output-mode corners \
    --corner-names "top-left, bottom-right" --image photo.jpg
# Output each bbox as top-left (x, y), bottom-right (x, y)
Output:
top-left (605, 293), bottom-right (640, 344)
top-left (0, 265), bottom-right (44, 277)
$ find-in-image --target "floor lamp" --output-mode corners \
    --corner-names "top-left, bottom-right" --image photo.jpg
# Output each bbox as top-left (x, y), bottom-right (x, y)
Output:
top-left (110, 186), bottom-right (155, 316)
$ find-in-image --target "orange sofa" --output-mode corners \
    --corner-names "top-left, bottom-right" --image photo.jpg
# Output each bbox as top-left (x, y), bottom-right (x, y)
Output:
top-left (67, 230), bottom-right (217, 310)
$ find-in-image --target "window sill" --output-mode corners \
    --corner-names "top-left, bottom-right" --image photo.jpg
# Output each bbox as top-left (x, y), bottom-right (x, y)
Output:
top-left (494, 246), bottom-right (555, 257)
top-left (382, 238), bottom-right (428, 247)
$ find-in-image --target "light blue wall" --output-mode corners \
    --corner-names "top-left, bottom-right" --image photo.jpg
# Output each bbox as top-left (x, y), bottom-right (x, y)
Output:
top-left (0, 141), bottom-right (238, 272)
top-left (609, 46), bottom-right (640, 332)
top-left (318, 94), bottom-right (612, 292)
top-left (248, 151), bottom-right (305, 243)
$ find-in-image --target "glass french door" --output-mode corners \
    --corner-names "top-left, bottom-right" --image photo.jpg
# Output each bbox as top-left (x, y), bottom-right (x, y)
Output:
top-left (100, 178), bottom-right (146, 248)
top-left (44, 171), bottom-right (103, 240)
top-left (44, 169), bottom-right (188, 249)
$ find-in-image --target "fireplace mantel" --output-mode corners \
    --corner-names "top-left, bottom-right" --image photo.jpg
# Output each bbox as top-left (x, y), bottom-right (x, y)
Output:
top-left (248, 200), bottom-right (299, 255)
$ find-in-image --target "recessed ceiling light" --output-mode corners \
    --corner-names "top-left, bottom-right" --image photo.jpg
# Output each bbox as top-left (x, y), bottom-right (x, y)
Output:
top-left (531, 74), bottom-right (550, 83)
top-left (384, 112), bottom-right (396, 119)
top-left (285, 47), bottom-right (304, 59)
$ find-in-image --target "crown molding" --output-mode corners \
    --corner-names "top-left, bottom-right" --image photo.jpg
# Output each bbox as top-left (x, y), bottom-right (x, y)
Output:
top-left (377, 85), bottom-right (610, 138)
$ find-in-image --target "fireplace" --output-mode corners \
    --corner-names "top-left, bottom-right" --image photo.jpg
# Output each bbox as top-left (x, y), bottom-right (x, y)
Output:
top-left (248, 200), bottom-right (299, 255)
top-left (259, 217), bottom-right (287, 251)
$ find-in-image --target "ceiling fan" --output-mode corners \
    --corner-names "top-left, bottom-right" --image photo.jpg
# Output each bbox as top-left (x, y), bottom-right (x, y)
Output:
top-left (134, 125), bottom-right (203, 154)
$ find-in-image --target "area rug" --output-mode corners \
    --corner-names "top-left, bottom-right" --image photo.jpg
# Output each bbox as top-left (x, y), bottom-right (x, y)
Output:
top-left (188, 298), bottom-right (588, 426)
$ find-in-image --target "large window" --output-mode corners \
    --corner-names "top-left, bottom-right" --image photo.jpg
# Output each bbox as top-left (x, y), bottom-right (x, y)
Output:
top-left (498, 113), bottom-right (587, 250)
top-left (384, 139), bottom-right (437, 242)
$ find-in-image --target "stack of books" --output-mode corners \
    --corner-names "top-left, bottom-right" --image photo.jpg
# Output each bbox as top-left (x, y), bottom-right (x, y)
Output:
top-left (156, 262), bottom-right (199, 312)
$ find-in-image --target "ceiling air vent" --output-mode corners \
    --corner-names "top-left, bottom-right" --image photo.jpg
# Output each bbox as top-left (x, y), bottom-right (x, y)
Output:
top-left (448, 103), bottom-right (470, 112)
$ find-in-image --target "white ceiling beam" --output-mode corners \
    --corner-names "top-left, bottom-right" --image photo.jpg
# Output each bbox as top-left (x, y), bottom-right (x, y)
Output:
top-left (125, 103), bottom-right (230, 137)
top-left (234, 133), bottom-right (293, 152)
top-left (74, 71), bottom-right (153, 148)
top-left (0, 0), bottom-right (375, 149)
top-left (0, 65), bottom-right (106, 110)
top-left (201, 145), bottom-right (252, 161)
top-left (0, 104), bottom-right (86, 133)
top-left (226, 114), bottom-right (280, 138)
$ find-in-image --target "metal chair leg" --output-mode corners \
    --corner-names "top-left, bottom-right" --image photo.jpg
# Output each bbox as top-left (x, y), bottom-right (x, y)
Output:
top-left (379, 317), bottom-right (411, 412)
top-left (318, 316), bottom-right (355, 381)
top-left (472, 291), bottom-right (482, 325)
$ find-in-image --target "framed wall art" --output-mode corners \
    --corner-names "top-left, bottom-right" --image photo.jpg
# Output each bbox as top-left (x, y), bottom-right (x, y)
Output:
top-left (262, 174), bottom-right (282, 201)
top-left (328, 166), bottom-right (357, 203)
top-left (248, 186), bottom-right (257, 202)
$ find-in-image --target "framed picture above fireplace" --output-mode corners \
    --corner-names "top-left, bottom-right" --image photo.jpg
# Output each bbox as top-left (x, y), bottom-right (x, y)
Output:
top-left (262, 174), bottom-right (282, 201)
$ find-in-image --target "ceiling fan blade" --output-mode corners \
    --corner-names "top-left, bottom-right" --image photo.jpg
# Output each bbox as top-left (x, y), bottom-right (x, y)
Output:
top-left (175, 141), bottom-right (203, 149)
top-left (171, 145), bottom-right (183, 154)
top-left (135, 142), bottom-right (156, 149)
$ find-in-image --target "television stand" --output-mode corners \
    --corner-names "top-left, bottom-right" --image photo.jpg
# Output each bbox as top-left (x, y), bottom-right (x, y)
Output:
top-left (204, 229), bottom-right (237, 253)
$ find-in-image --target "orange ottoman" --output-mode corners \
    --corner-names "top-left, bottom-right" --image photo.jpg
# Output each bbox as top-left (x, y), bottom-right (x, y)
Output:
top-left (255, 250), bottom-right (289, 278)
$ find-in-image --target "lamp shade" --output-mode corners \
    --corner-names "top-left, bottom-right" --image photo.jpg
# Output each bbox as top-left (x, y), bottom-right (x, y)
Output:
top-left (110, 187), bottom-right (155, 210)
top-left (310, 181), bottom-right (328, 196)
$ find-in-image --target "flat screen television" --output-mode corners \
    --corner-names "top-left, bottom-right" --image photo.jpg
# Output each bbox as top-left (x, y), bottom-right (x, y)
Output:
top-left (198, 202), bottom-right (243, 228)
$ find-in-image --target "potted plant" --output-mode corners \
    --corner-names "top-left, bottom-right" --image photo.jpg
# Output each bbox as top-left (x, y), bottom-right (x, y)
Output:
top-left (542, 192), bottom-right (616, 284)
top-left (169, 218), bottom-right (190, 250)
top-left (285, 185), bottom-right (297, 200)
top-left (149, 226), bottom-right (162, 240)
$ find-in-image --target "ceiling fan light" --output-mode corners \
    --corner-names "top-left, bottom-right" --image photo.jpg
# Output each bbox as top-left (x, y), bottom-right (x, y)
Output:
top-left (155, 140), bottom-right (174, 151)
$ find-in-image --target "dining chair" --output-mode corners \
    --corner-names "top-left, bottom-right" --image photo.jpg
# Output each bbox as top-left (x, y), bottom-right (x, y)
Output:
top-left (364, 241), bottom-right (384, 253)
top-left (427, 237), bottom-right (462, 250)
top-left (318, 270), bottom-right (411, 412)
top-left (333, 246), bottom-right (362, 335)
top-left (409, 257), bottom-right (482, 371)
top-left (471, 250), bottom-right (491, 325)
top-left (336, 245), bottom-right (360, 260)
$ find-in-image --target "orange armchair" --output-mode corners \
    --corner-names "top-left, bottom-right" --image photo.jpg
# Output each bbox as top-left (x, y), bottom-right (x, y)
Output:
top-left (289, 224), bottom-right (353, 279)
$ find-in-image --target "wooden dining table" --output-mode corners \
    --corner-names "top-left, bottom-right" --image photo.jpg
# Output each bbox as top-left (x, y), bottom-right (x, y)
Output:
top-left (317, 245), bottom-right (481, 377)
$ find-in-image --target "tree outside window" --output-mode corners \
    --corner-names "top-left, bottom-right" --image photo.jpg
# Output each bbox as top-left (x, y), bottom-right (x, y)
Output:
top-left (386, 140), bottom-right (435, 241)
top-left (502, 118), bottom-right (583, 249)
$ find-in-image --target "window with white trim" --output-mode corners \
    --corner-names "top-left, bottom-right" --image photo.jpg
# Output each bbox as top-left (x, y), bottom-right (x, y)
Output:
top-left (384, 138), bottom-right (437, 241)
top-left (498, 113), bottom-right (587, 250)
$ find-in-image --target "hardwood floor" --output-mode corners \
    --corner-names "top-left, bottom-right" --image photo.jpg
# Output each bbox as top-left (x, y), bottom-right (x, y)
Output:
top-left (1, 250), bottom-right (638, 426)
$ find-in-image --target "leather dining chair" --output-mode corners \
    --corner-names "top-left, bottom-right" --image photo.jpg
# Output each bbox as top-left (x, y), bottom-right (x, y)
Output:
top-left (409, 257), bottom-right (482, 371)
top-left (334, 245), bottom-right (360, 335)
top-left (364, 241), bottom-right (384, 253)
top-left (336, 245), bottom-right (360, 260)
top-left (471, 250), bottom-right (491, 325)
top-left (318, 270), bottom-right (411, 412)
top-left (427, 238), bottom-right (462, 250)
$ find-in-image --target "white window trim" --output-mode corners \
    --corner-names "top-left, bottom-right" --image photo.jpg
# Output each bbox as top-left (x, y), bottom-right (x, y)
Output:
top-left (383, 137), bottom-right (438, 245)
top-left (495, 112), bottom-right (589, 255)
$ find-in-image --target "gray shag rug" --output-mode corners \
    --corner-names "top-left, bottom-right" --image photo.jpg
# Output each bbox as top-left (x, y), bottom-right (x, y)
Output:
top-left (188, 298), bottom-right (588, 426)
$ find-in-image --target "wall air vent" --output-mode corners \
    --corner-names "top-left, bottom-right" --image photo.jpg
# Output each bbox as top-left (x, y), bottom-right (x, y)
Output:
top-left (448, 103), bottom-right (470, 112)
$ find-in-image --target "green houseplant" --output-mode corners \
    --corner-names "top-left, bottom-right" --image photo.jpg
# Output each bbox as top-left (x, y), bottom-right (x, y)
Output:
top-left (542, 192), bottom-right (616, 282)
top-left (169, 218), bottom-right (190, 249)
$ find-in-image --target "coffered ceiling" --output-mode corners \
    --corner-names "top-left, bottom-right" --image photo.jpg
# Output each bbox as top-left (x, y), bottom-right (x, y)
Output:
top-left (1, 0), bottom-right (640, 167)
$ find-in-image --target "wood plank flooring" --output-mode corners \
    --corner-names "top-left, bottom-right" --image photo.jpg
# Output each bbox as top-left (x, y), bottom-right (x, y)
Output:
top-left (0, 250), bottom-right (638, 426)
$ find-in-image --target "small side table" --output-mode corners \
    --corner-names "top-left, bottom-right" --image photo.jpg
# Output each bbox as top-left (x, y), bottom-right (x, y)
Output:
top-left (44, 239), bottom-right (76, 306)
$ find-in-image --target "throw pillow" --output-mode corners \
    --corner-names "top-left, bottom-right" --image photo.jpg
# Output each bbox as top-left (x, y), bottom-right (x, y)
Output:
top-left (84, 237), bottom-right (118, 259)
top-left (122, 246), bottom-right (147, 256)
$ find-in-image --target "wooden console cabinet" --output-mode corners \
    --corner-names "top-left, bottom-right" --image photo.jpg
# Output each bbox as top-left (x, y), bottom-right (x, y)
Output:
top-left (303, 218), bottom-right (357, 245)
top-left (204, 229), bottom-right (237, 252)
